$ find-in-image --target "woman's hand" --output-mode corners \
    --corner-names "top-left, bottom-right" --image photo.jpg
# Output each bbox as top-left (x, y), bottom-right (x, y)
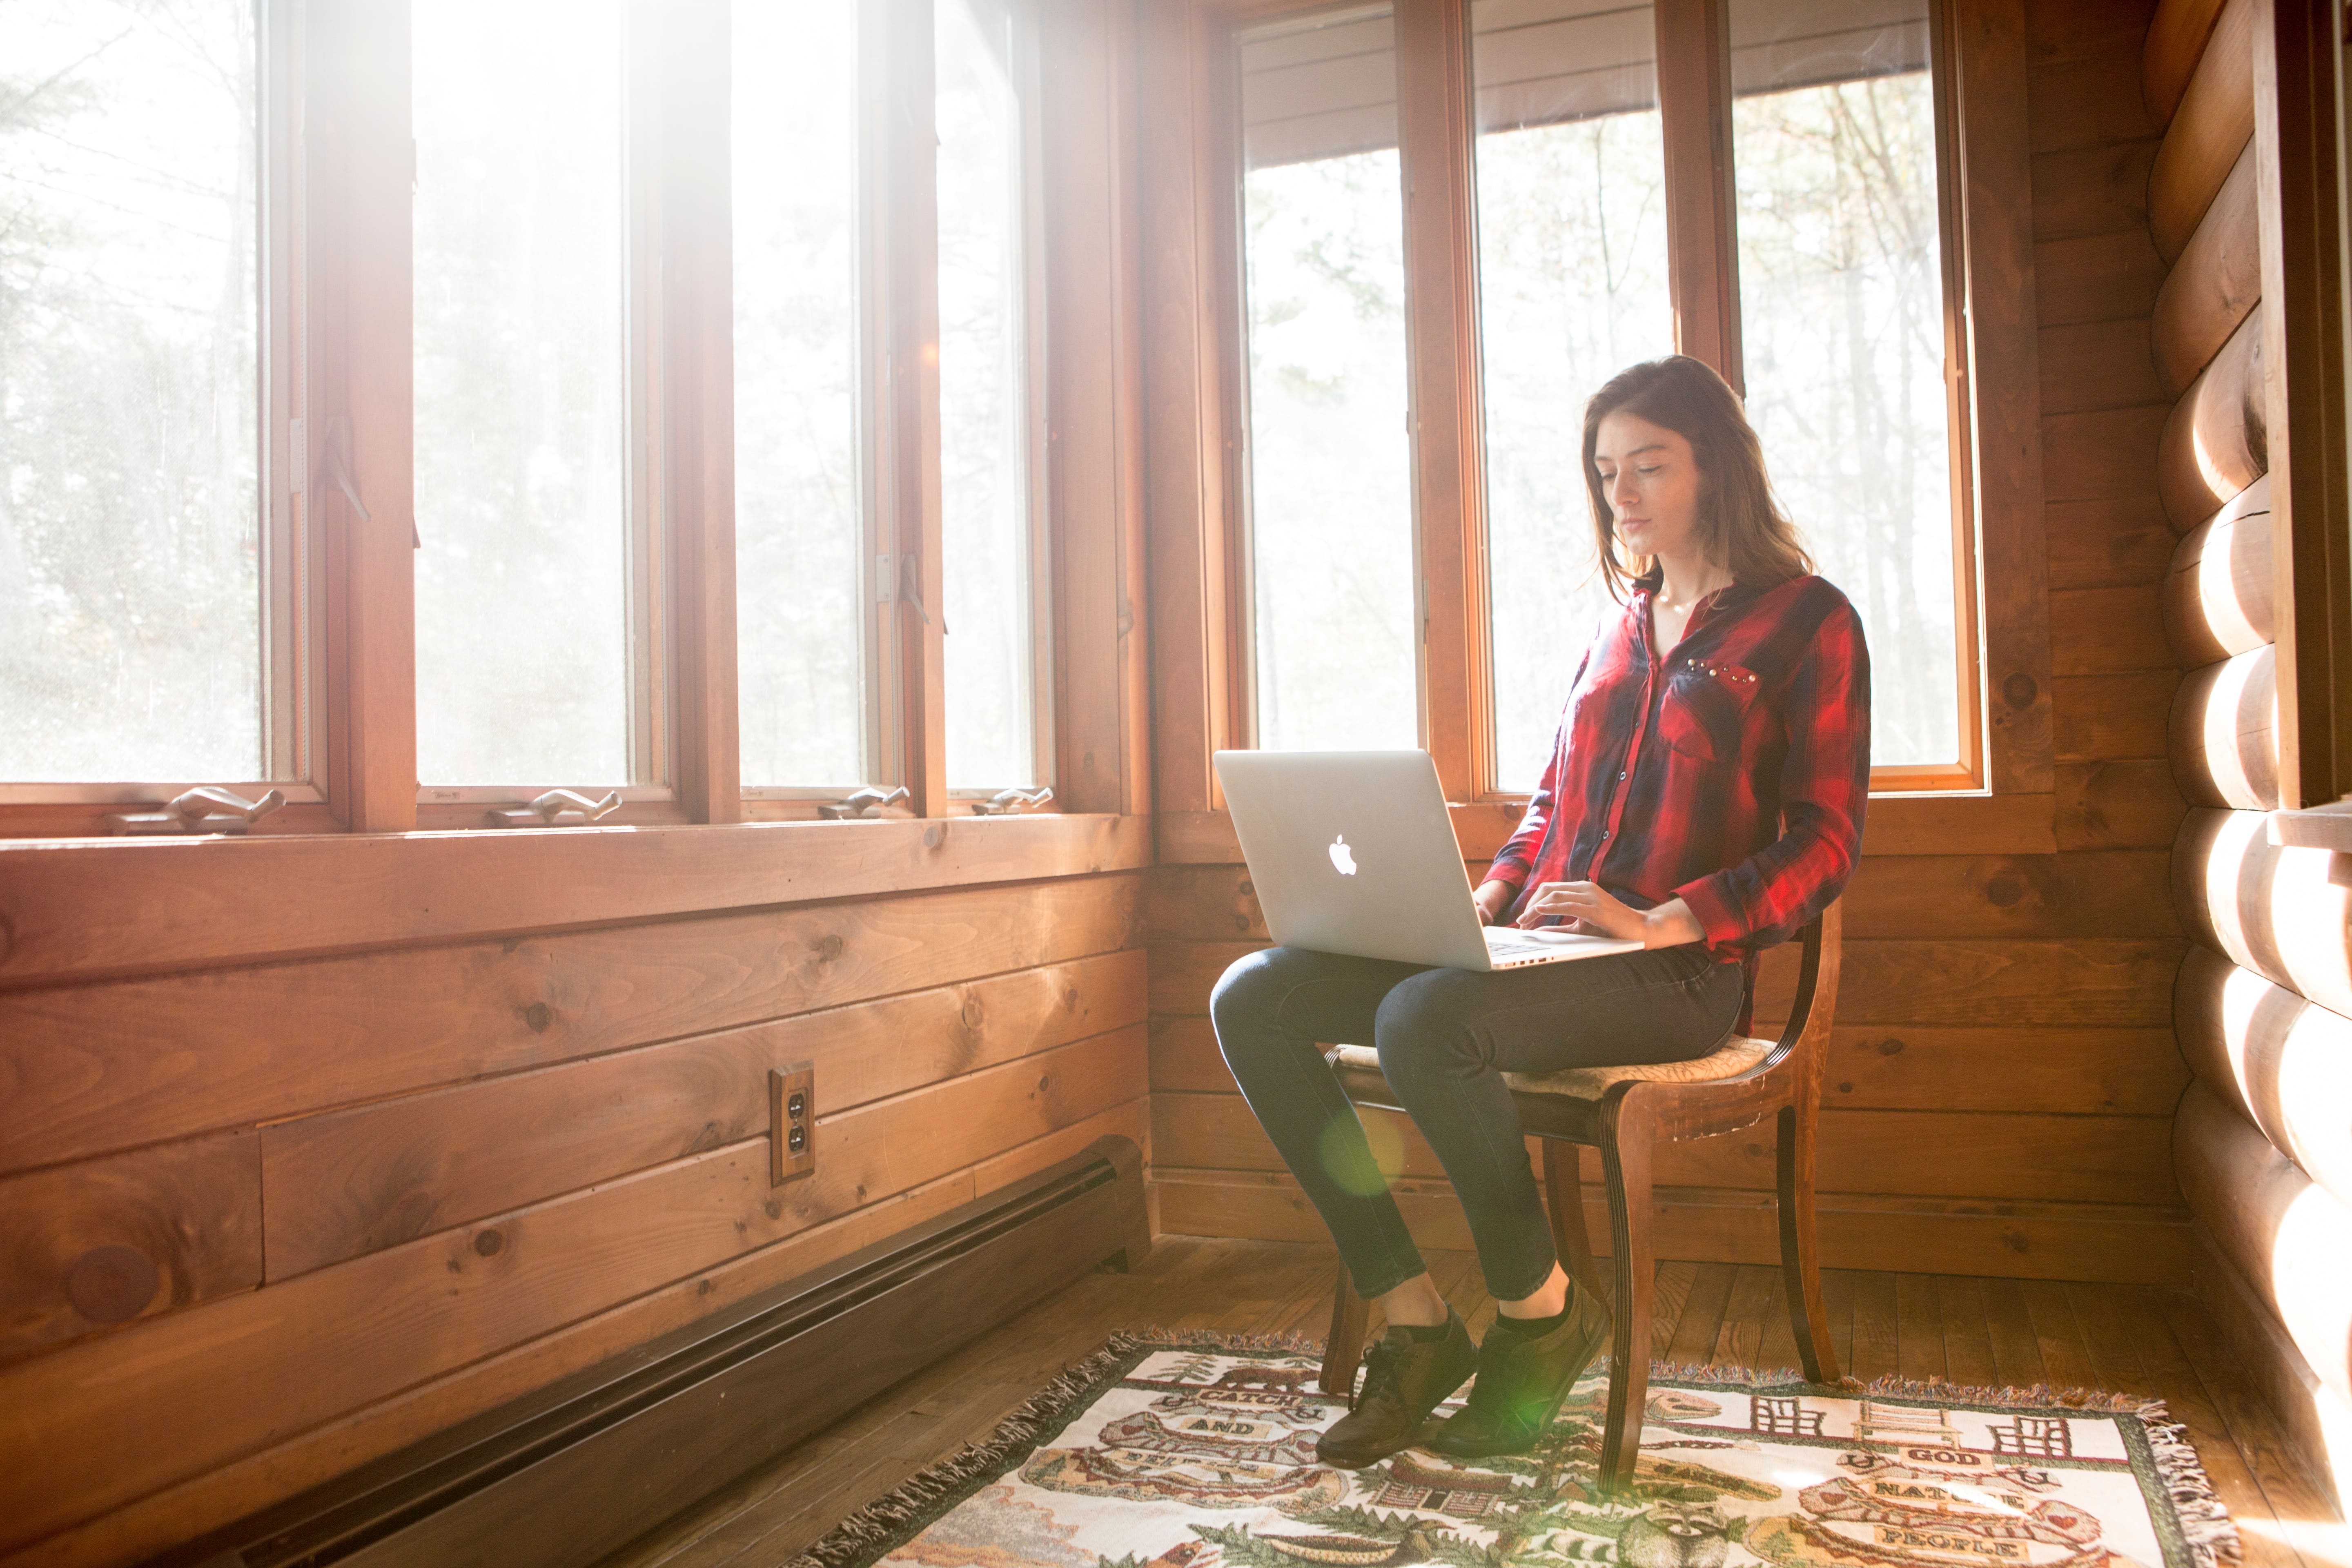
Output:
top-left (1472, 880), bottom-right (1515, 926)
top-left (1516, 883), bottom-right (1705, 949)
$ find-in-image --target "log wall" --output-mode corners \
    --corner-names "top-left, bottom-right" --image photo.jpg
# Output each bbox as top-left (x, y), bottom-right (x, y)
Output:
top-left (0, 824), bottom-right (1156, 1566)
top-left (2145, 0), bottom-right (2352, 1512)
top-left (1133, 0), bottom-right (2199, 1288)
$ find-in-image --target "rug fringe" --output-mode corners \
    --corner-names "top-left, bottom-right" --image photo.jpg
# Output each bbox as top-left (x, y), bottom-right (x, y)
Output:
top-left (781, 1331), bottom-right (2242, 1568)
top-left (2136, 1401), bottom-right (2246, 1568)
top-left (777, 1333), bottom-right (1150, 1568)
top-left (782, 1328), bottom-right (1334, 1568)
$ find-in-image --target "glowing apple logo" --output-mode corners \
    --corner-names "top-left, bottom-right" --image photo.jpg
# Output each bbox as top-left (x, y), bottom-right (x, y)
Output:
top-left (1329, 835), bottom-right (1358, 876)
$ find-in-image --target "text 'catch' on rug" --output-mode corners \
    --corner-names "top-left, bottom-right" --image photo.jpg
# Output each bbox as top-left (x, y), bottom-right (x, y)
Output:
top-left (787, 1332), bottom-right (2238, 1568)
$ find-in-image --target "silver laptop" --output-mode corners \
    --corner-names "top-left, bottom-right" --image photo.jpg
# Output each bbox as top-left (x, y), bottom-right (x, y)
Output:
top-left (1212, 750), bottom-right (1645, 971)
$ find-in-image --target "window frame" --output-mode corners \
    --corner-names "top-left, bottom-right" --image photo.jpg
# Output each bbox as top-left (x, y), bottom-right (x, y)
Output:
top-left (0, 0), bottom-right (1107, 838)
top-left (0, 0), bottom-right (329, 827)
top-left (730, 0), bottom-right (902, 809)
top-left (1228, 2), bottom-right (1428, 760)
top-left (937, 0), bottom-right (1059, 802)
top-left (1210, 0), bottom-right (2042, 809)
top-left (408, 0), bottom-right (676, 817)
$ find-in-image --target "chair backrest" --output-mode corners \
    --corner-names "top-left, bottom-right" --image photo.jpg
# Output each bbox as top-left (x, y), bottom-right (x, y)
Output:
top-left (1755, 898), bottom-right (1842, 1080)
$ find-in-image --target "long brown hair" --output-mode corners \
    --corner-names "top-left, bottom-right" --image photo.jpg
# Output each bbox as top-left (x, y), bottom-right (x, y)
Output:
top-left (1582, 355), bottom-right (1813, 601)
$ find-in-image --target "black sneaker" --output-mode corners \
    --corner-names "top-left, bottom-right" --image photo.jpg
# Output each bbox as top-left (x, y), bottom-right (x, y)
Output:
top-left (1316, 1310), bottom-right (1479, 1469)
top-left (1428, 1287), bottom-right (1611, 1459)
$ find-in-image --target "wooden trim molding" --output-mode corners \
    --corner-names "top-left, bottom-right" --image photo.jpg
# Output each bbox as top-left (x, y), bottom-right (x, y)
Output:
top-left (1950, 0), bottom-right (2053, 797)
top-left (1654, 0), bottom-right (1742, 386)
top-left (2250, 0), bottom-right (2352, 810)
top-left (0, 813), bottom-right (1154, 991)
top-left (2272, 802), bottom-right (2352, 853)
top-left (310, 0), bottom-right (417, 835)
top-left (1394, 0), bottom-right (1488, 804)
top-left (889, 0), bottom-right (951, 817)
top-left (660, 0), bottom-right (743, 827)
top-left (1139, 0), bottom-right (1243, 817)
top-left (1044, 0), bottom-right (1152, 817)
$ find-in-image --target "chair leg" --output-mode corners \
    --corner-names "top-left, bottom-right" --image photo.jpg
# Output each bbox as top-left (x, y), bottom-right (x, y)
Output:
top-left (1319, 1258), bottom-right (1369, 1397)
top-left (1777, 1102), bottom-right (1842, 1384)
top-left (1597, 1101), bottom-right (1656, 1492)
top-left (1541, 1140), bottom-right (1600, 1301)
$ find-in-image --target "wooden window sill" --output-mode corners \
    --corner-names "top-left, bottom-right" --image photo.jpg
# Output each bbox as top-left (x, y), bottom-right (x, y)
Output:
top-left (2272, 802), bottom-right (2352, 854)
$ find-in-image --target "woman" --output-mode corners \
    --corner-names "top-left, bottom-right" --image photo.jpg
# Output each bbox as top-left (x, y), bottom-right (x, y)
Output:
top-left (1209, 355), bottom-right (1871, 1469)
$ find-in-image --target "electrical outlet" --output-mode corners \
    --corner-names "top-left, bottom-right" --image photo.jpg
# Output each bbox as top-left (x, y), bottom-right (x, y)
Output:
top-left (770, 1063), bottom-right (815, 1186)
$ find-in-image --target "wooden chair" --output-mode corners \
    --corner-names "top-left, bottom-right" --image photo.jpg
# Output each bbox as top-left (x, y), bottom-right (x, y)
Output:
top-left (1315, 902), bottom-right (1844, 1490)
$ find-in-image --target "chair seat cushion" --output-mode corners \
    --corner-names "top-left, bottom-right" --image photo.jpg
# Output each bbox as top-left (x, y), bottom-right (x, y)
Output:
top-left (1326, 1036), bottom-right (1775, 1100)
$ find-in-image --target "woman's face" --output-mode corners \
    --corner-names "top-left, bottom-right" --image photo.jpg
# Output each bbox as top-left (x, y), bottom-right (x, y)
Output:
top-left (1592, 411), bottom-right (1703, 565)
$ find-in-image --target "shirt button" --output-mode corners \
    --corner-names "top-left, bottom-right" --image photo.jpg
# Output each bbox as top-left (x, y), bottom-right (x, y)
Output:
top-left (1600, 829), bottom-right (1610, 839)
top-left (1618, 770), bottom-right (1627, 780)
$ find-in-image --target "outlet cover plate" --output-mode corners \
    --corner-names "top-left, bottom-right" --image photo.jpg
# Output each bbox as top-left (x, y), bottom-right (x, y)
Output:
top-left (770, 1063), bottom-right (815, 1186)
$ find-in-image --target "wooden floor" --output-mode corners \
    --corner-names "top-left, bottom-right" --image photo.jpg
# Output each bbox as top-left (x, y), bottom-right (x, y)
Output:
top-left (598, 1237), bottom-right (2348, 1568)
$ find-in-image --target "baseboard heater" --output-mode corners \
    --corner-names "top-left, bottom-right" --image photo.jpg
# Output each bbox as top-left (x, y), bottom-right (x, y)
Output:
top-left (153, 1136), bottom-right (1150, 1568)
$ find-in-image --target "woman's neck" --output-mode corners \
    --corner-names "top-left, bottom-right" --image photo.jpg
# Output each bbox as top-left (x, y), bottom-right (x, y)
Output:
top-left (1651, 551), bottom-right (1732, 609)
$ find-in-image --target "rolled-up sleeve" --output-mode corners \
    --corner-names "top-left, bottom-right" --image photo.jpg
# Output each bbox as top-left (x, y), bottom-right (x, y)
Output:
top-left (1673, 601), bottom-right (1871, 952)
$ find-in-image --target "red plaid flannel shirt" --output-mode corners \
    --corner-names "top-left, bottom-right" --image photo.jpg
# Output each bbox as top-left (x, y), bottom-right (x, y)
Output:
top-left (1487, 573), bottom-right (1871, 961)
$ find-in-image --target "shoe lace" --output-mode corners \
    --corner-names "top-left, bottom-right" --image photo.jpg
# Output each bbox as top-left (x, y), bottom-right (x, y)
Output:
top-left (1352, 1336), bottom-right (1412, 1414)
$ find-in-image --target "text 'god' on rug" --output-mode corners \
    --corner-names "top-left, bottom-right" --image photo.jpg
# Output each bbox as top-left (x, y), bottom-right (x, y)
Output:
top-left (782, 1332), bottom-right (2238, 1568)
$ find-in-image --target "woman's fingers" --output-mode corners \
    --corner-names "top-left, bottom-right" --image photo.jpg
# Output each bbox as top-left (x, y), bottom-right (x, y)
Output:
top-left (1516, 881), bottom-right (1605, 929)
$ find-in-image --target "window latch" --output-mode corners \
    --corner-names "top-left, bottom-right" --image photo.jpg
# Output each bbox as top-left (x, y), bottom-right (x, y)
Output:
top-left (817, 785), bottom-right (910, 820)
top-left (897, 552), bottom-right (933, 626)
top-left (487, 789), bottom-right (621, 829)
top-left (971, 786), bottom-right (1053, 816)
top-left (111, 786), bottom-right (287, 836)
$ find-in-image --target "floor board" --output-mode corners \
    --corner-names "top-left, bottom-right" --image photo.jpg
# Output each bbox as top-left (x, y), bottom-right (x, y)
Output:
top-left (596, 1239), bottom-right (2341, 1568)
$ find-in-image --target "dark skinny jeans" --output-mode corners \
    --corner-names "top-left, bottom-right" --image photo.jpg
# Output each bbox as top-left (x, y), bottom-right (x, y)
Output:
top-left (1208, 944), bottom-right (1743, 1303)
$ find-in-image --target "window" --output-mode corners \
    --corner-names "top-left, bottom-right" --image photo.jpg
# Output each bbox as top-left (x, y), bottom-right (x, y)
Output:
top-left (1218, 0), bottom-right (1989, 799)
top-left (938, 0), bottom-right (1047, 790)
top-left (411, 0), bottom-right (644, 792)
top-left (1470, 0), bottom-right (1676, 790)
top-left (732, 2), bottom-right (875, 792)
top-left (1728, 0), bottom-right (1969, 780)
top-left (0, 0), bottom-right (299, 789)
top-left (1237, 6), bottom-right (1420, 753)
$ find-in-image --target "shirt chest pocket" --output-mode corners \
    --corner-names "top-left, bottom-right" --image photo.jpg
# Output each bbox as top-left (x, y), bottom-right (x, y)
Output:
top-left (1658, 659), bottom-right (1762, 763)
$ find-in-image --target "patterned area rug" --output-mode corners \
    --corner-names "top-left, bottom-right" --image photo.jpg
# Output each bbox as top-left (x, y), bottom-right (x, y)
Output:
top-left (782, 1332), bottom-right (2239, 1568)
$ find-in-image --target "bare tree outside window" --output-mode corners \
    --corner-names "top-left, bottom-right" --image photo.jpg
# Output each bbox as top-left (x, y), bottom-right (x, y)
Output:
top-left (1731, 0), bottom-right (1959, 768)
top-left (1239, 9), bottom-right (1418, 753)
top-left (733, 2), bottom-right (865, 788)
top-left (1471, 0), bottom-right (1674, 790)
top-left (0, 0), bottom-right (260, 782)
top-left (412, 0), bottom-right (631, 787)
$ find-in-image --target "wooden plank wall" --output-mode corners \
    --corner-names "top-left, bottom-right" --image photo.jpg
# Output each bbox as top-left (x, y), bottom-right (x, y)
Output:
top-left (0, 2), bottom-right (1160, 1557)
top-left (2142, 0), bottom-right (2352, 1510)
top-left (0, 833), bottom-right (1153, 1567)
top-left (1141, 0), bottom-right (2198, 1290)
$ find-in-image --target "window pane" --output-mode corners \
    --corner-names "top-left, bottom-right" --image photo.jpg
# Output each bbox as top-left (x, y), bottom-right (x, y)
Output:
top-left (1730, 0), bottom-right (1958, 767)
top-left (0, 1), bottom-right (261, 782)
top-left (413, 0), bottom-right (630, 786)
top-left (734, 3), bottom-right (865, 788)
top-left (937, 0), bottom-right (1037, 789)
top-left (1240, 8), bottom-right (1417, 752)
top-left (1472, 0), bottom-right (1675, 791)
